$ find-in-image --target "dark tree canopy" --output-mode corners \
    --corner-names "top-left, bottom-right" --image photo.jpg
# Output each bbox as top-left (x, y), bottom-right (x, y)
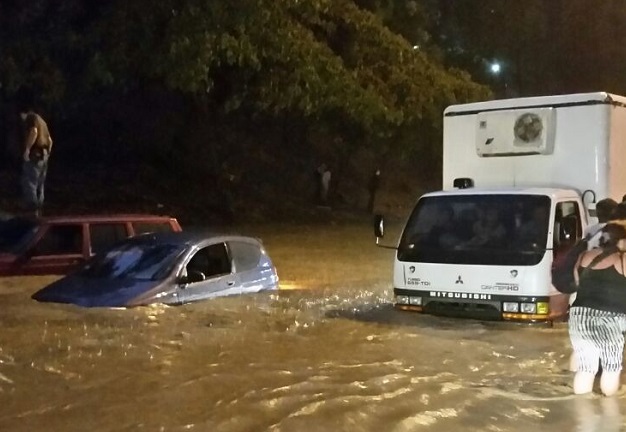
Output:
top-left (0, 0), bottom-right (486, 123)
top-left (5, 1), bottom-right (622, 220)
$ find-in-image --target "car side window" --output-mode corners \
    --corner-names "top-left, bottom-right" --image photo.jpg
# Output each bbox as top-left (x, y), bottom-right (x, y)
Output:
top-left (186, 243), bottom-right (231, 279)
top-left (90, 223), bottom-right (128, 255)
top-left (133, 222), bottom-right (174, 235)
top-left (229, 241), bottom-right (261, 272)
top-left (33, 225), bottom-right (83, 256)
top-left (0, 218), bottom-right (38, 252)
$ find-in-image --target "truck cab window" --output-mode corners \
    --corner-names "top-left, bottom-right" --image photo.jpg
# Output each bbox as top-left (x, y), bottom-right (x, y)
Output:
top-left (554, 201), bottom-right (582, 249)
top-left (515, 204), bottom-right (550, 250)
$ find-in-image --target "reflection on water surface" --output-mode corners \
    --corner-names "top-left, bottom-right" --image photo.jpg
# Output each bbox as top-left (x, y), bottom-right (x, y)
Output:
top-left (0, 223), bottom-right (623, 431)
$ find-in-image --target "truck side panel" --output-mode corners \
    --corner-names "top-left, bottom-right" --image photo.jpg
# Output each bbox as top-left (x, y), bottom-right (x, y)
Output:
top-left (443, 103), bottom-right (619, 201)
top-left (609, 105), bottom-right (626, 201)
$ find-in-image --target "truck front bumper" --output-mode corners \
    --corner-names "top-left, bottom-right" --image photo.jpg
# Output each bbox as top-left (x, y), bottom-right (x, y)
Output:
top-left (393, 288), bottom-right (561, 323)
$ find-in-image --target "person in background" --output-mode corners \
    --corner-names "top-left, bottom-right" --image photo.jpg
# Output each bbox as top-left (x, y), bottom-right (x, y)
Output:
top-left (569, 222), bottom-right (626, 396)
top-left (367, 168), bottom-right (381, 213)
top-left (321, 167), bottom-right (331, 204)
top-left (19, 102), bottom-right (53, 217)
top-left (586, 198), bottom-right (618, 249)
top-left (317, 163), bottom-right (331, 206)
top-left (218, 162), bottom-right (237, 224)
top-left (610, 202), bottom-right (626, 222)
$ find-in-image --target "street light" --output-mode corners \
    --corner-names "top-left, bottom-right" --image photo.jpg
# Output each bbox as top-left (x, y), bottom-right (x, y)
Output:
top-left (487, 61), bottom-right (507, 97)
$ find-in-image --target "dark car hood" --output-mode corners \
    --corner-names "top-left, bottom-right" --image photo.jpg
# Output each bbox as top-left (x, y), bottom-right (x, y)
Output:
top-left (32, 275), bottom-right (165, 307)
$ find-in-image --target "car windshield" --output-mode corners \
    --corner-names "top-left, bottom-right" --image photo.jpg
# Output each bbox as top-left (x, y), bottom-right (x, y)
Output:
top-left (399, 194), bottom-right (551, 266)
top-left (0, 218), bottom-right (39, 253)
top-left (79, 242), bottom-right (187, 280)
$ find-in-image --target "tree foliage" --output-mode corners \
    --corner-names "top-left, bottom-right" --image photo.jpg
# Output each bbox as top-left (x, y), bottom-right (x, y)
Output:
top-left (1, 0), bottom-right (486, 124)
top-left (83, 0), bottom-right (487, 130)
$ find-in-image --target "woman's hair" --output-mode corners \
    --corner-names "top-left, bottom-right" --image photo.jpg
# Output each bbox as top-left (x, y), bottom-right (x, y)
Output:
top-left (599, 222), bottom-right (626, 249)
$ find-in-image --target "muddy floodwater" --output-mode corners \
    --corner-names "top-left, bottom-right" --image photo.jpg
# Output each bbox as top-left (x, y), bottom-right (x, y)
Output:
top-left (0, 221), bottom-right (624, 431)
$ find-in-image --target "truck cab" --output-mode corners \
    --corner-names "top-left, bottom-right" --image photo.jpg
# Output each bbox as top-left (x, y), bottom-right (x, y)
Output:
top-left (392, 187), bottom-right (585, 322)
top-left (378, 92), bottom-right (626, 324)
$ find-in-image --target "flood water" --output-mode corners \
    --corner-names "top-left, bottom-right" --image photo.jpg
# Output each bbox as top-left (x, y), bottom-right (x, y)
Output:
top-left (0, 221), bottom-right (624, 431)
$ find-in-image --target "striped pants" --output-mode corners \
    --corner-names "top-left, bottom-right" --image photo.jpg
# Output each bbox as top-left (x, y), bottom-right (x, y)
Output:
top-left (569, 307), bottom-right (626, 373)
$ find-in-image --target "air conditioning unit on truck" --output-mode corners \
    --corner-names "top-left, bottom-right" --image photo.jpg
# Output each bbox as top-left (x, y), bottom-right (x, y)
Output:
top-left (375, 92), bottom-right (626, 324)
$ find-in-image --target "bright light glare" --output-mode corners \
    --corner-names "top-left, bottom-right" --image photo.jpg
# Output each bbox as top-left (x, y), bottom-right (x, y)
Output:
top-left (278, 281), bottom-right (302, 291)
top-left (490, 62), bottom-right (501, 74)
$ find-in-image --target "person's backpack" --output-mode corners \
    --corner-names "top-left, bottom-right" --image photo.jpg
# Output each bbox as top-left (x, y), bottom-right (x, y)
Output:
top-left (551, 237), bottom-right (589, 294)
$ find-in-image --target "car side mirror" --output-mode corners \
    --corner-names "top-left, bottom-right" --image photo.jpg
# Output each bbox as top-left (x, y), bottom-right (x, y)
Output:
top-left (180, 270), bottom-right (206, 285)
top-left (374, 214), bottom-right (384, 238)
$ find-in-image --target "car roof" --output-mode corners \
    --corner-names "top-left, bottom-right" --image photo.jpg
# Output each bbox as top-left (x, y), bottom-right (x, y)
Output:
top-left (125, 230), bottom-right (262, 247)
top-left (0, 213), bottom-right (179, 226)
top-left (37, 214), bottom-right (177, 223)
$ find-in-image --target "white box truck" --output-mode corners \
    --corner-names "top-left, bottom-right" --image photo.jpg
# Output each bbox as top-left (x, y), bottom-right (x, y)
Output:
top-left (375, 92), bottom-right (626, 324)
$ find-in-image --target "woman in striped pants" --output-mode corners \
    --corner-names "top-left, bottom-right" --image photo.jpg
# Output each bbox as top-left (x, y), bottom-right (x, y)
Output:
top-left (570, 222), bottom-right (626, 396)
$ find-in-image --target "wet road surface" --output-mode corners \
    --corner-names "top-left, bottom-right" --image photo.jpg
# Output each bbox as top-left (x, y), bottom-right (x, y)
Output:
top-left (0, 222), bottom-right (623, 431)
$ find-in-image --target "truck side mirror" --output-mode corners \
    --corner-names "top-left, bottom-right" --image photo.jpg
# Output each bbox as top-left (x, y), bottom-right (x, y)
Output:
top-left (374, 214), bottom-right (384, 238)
top-left (372, 214), bottom-right (397, 250)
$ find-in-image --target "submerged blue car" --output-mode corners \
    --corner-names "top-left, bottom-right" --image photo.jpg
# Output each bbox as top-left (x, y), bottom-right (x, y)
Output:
top-left (32, 231), bottom-right (279, 307)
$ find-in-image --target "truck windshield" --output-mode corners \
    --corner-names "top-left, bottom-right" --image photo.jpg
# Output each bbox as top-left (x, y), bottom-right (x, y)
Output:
top-left (398, 194), bottom-right (551, 266)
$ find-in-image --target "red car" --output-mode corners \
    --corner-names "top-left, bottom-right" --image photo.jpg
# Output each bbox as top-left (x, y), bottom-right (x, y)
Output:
top-left (0, 214), bottom-right (182, 276)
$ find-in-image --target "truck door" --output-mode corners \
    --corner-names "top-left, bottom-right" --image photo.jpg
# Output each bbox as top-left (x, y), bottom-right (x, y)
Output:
top-left (553, 200), bottom-right (584, 260)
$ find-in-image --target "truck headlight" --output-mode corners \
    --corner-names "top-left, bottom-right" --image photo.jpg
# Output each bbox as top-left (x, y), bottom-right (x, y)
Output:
top-left (396, 295), bottom-right (410, 305)
top-left (520, 303), bottom-right (536, 314)
top-left (503, 302), bottom-right (519, 312)
top-left (409, 296), bottom-right (422, 306)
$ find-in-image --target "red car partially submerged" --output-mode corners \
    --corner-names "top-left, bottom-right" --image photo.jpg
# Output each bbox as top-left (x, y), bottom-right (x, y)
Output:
top-left (0, 214), bottom-right (182, 276)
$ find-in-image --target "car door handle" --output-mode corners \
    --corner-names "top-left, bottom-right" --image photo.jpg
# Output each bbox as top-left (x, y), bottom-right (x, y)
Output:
top-left (227, 281), bottom-right (235, 286)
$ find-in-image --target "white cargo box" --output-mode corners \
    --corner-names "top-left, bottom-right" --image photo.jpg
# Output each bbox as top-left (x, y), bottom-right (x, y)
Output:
top-left (443, 92), bottom-right (626, 202)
